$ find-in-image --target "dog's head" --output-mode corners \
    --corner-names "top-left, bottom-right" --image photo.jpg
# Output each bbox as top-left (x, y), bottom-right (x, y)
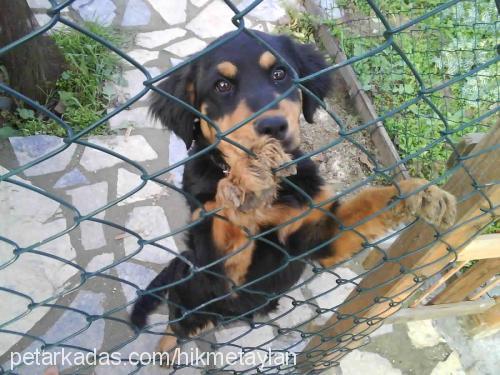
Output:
top-left (150, 31), bottom-right (332, 153)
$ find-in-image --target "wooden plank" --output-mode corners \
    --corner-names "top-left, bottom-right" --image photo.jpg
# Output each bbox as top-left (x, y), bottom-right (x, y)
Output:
top-left (409, 261), bottom-right (465, 308)
top-left (367, 233), bottom-right (500, 270)
top-left (411, 233), bottom-right (499, 307)
top-left (447, 133), bottom-right (486, 169)
top-left (304, 0), bottom-right (409, 180)
top-left (297, 123), bottom-right (500, 371)
top-left (456, 234), bottom-right (500, 262)
top-left (363, 248), bottom-right (384, 270)
top-left (468, 278), bottom-right (500, 301)
top-left (385, 299), bottom-right (496, 324)
top-left (462, 297), bottom-right (500, 339)
top-left (430, 258), bottom-right (500, 305)
top-left (375, 233), bottom-right (499, 306)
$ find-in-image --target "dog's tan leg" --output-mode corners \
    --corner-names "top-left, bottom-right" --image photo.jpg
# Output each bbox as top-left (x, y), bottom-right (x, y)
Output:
top-left (319, 178), bottom-right (457, 268)
top-left (157, 323), bottom-right (214, 367)
top-left (156, 326), bottom-right (178, 367)
top-left (206, 137), bottom-right (297, 285)
top-left (193, 200), bottom-right (256, 286)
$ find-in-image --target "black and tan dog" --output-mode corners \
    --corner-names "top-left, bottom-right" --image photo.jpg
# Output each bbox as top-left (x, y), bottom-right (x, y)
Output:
top-left (131, 31), bottom-right (456, 353)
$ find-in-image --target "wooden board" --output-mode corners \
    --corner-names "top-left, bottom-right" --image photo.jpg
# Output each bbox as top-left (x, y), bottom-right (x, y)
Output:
top-left (456, 234), bottom-right (500, 262)
top-left (468, 278), bottom-right (499, 301)
top-left (297, 124), bottom-right (500, 371)
top-left (385, 299), bottom-right (496, 324)
top-left (462, 298), bottom-right (500, 339)
top-left (410, 261), bottom-right (465, 308)
top-left (365, 233), bottom-right (499, 270)
top-left (430, 258), bottom-right (500, 305)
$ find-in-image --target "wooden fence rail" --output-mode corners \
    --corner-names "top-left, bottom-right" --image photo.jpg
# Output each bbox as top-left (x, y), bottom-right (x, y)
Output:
top-left (298, 124), bottom-right (500, 371)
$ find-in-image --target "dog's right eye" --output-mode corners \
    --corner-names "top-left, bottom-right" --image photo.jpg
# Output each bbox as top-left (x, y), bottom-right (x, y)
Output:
top-left (215, 79), bottom-right (232, 93)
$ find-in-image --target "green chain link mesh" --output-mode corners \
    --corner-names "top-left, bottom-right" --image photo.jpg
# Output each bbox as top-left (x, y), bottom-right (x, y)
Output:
top-left (0, 0), bottom-right (498, 374)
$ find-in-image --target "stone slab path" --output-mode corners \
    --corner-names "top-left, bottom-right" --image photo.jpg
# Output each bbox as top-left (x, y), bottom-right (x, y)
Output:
top-left (1, 1), bottom-right (496, 374)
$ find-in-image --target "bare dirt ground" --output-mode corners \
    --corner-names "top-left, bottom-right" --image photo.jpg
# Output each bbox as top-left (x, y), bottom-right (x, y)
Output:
top-left (300, 93), bottom-right (376, 190)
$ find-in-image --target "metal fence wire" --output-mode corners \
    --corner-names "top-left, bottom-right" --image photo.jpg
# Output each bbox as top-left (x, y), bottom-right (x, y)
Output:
top-left (0, 0), bottom-right (498, 374)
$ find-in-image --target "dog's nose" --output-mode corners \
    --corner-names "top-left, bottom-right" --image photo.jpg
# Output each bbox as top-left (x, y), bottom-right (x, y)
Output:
top-left (254, 117), bottom-right (288, 140)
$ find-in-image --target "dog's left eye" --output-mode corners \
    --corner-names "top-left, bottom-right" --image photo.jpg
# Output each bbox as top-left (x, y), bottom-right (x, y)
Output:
top-left (271, 68), bottom-right (286, 81)
top-left (215, 79), bottom-right (233, 93)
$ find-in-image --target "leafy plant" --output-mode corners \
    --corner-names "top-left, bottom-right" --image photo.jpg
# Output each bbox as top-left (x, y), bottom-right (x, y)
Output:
top-left (276, 9), bottom-right (317, 43)
top-left (285, 1), bottom-right (497, 179)
top-left (2, 22), bottom-right (122, 137)
top-left (485, 219), bottom-right (499, 234)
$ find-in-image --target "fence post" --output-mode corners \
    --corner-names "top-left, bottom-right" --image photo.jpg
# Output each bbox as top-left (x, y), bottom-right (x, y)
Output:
top-left (429, 258), bottom-right (500, 304)
top-left (297, 124), bottom-right (500, 371)
top-left (409, 260), bottom-right (465, 307)
top-left (461, 297), bottom-right (500, 339)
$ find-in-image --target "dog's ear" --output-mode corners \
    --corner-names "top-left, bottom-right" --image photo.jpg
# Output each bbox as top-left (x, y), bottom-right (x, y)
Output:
top-left (294, 43), bottom-right (332, 123)
top-left (150, 64), bottom-right (197, 148)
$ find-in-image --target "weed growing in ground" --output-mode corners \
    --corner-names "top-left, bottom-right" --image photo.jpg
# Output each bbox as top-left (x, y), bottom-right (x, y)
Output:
top-left (1, 22), bottom-right (122, 137)
top-left (329, 0), bottom-right (496, 178)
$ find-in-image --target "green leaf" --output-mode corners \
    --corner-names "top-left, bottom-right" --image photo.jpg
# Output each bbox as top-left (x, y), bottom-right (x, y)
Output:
top-left (58, 91), bottom-right (73, 104)
top-left (58, 91), bottom-right (82, 108)
top-left (0, 126), bottom-right (20, 139)
top-left (102, 82), bottom-right (117, 99)
top-left (17, 108), bottom-right (35, 120)
top-left (404, 85), bottom-right (415, 94)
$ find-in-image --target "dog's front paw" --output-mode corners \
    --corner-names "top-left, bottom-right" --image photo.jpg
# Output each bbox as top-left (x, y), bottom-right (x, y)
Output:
top-left (216, 137), bottom-right (294, 212)
top-left (251, 137), bottom-right (297, 178)
top-left (216, 175), bottom-right (276, 211)
top-left (400, 179), bottom-right (457, 229)
top-left (217, 177), bottom-right (246, 209)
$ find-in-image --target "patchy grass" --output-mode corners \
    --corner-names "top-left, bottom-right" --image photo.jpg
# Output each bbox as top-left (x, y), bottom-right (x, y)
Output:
top-left (276, 10), bottom-right (317, 43)
top-left (485, 219), bottom-right (499, 234)
top-left (1, 22), bottom-right (122, 138)
top-left (283, 1), bottom-right (496, 179)
top-left (330, 0), bottom-right (496, 178)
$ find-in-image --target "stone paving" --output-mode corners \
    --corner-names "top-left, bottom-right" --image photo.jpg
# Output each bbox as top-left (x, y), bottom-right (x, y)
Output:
top-left (1, 1), bottom-right (498, 374)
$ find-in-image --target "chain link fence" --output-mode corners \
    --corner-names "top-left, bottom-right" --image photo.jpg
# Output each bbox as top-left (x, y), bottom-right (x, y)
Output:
top-left (0, 0), bottom-right (498, 374)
